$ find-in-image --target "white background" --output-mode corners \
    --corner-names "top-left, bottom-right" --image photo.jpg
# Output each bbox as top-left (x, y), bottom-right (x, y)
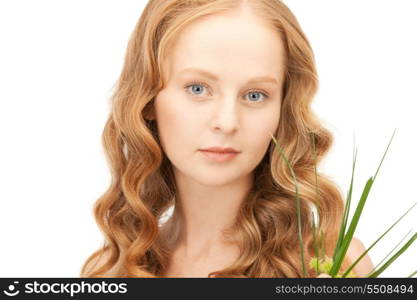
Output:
top-left (0, 0), bottom-right (416, 277)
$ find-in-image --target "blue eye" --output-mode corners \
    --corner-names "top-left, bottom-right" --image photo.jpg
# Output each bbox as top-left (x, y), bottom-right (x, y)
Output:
top-left (184, 81), bottom-right (269, 104)
top-left (245, 91), bottom-right (268, 104)
top-left (185, 82), bottom-right (209, 96)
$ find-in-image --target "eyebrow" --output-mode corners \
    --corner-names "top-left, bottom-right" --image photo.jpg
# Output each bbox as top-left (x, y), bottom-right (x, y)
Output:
top-left (178, 67), bottom-right (280, 86)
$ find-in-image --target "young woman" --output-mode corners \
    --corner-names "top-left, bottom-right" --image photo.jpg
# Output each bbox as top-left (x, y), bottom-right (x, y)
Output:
top-left (81, 0), bottom-right (374, 278)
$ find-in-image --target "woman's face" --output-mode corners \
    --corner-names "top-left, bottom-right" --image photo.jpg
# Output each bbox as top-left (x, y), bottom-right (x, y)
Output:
top-left (152, 10), bottom-right (285, 187)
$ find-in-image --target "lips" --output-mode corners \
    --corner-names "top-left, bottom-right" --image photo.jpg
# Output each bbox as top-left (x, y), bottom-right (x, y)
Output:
top-left (199, 149), bottom-right (240, 162)
top-left (199, 147), bottom-right (240, 153)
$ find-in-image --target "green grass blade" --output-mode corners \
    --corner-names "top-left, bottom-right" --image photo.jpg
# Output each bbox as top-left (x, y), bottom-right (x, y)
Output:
top-left (329, 177), bottom-right (374, 276)
top-left (342, 131), bottom-right (357, 236)
top-left (367, 232), bottom-right (417, 277)
top-left (364, 229), bottom-right (413, 278)
top-left (333, 142), bottom-right (358, 263)
top-left (372, 128), bottom-right (396, 181)
top-left (311, 133), bottom-right (320, 210)
top-left (330, 130), bottom-right (396, 276)
top-left (311, 211), bottom-right (319, 276)
top-left (342, 201), bottom-right (417, 277)
top-left (408, 269), bottom-right (417, 278)
top-left (320, 229), bottom-right (325, 260)
top-left (270, 133), bottom-right (307, 277)
top-left (310, 132), bottom-right (319, 276)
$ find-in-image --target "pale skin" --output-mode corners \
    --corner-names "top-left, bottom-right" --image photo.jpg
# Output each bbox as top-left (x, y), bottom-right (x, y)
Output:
top-left (147, 5), bottom-right (374, 278)
top-left (150, 5), bottom-right (283, 277)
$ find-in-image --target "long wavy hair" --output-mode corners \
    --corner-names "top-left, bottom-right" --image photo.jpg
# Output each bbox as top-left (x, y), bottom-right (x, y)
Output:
top-left (80, 0), bottom-right (353, 278)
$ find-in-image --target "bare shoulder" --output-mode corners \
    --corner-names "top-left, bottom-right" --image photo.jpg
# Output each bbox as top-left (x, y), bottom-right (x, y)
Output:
top-left (345, 237), bottom-right (375, 277)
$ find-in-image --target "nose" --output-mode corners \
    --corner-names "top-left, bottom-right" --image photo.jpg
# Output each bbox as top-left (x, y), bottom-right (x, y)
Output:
top-left (210, 95), bottom-right (240, 134)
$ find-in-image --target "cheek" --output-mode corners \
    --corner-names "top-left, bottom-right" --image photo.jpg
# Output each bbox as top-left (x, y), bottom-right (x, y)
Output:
top-left (245, 112), bottom-right (280, 150)
top-left (154, 90), bottom-right (198, 152)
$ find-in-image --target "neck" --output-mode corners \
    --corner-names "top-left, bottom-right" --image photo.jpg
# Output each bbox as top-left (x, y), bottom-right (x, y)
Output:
top-left (173, 169), bottom-right (253, 260)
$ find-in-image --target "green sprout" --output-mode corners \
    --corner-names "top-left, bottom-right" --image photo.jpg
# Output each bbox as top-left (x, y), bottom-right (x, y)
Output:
top-left (270, 129), bottom-right (417, 277)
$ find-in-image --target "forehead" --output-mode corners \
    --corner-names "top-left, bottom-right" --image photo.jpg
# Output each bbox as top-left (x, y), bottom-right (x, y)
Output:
top-left (163, 12), bottom-right (286, 82)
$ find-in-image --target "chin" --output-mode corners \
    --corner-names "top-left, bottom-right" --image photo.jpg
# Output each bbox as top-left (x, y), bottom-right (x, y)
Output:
top-left (192, 172), bottom-right (240, 187)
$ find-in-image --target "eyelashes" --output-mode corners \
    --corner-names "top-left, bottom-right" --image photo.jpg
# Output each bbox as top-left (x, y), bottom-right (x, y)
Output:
top-left (183, 80), bottom-right (270, 105)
